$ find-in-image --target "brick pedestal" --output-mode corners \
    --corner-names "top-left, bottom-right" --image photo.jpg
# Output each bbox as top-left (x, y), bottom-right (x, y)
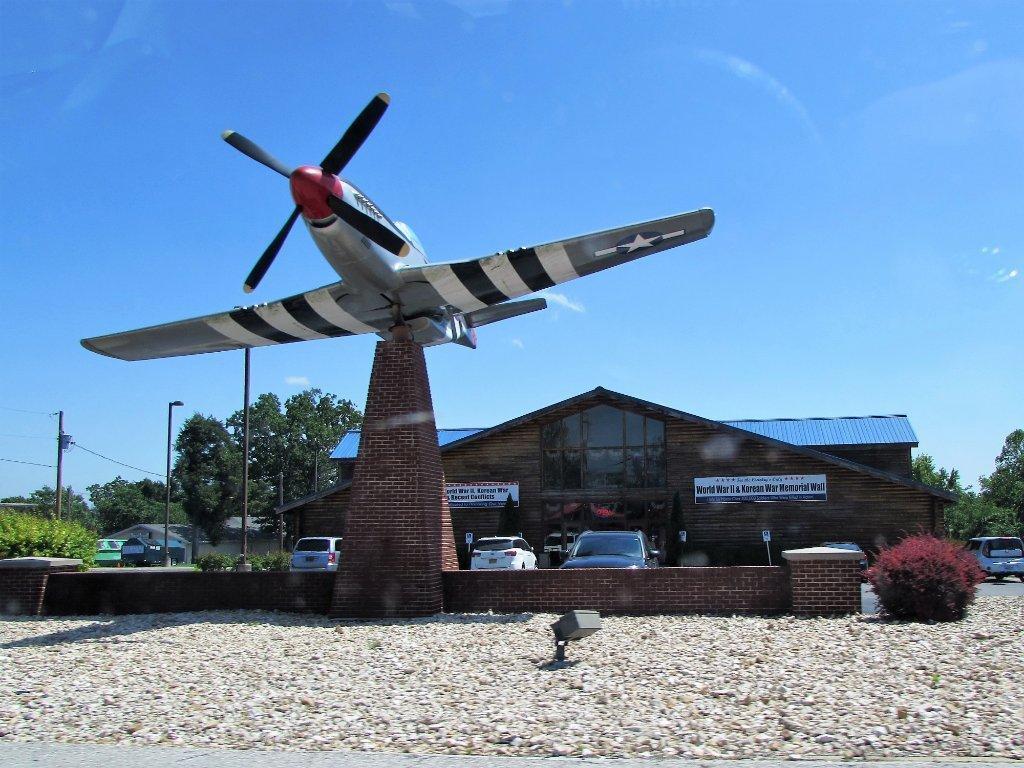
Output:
top-left (329, 335), bottom-right (458, 618)
top-left (0, 557), bottom-right (82, 615)
top-left (783, 546), bottom-right (864, 616)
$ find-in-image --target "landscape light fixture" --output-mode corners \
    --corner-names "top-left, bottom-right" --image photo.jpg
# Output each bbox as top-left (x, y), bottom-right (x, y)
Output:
top-left (551, 610), bottom-right (602, 662)
top-left (164, 400), bottom-right (184, 567)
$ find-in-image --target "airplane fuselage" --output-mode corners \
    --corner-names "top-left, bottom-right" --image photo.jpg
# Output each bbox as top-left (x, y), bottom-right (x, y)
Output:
top-left (290, 166), bottom-right (426, 296)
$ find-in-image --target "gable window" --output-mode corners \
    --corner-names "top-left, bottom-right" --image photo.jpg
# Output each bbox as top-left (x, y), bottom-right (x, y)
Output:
top-left (541, 405), bottom-right (666, 489)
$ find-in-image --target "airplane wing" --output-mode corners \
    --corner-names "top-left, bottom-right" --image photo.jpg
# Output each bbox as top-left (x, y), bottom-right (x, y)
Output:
top-left (81, 281), bottom-right (386, 361)
top-left (394, 208), bottom-right (714, 314)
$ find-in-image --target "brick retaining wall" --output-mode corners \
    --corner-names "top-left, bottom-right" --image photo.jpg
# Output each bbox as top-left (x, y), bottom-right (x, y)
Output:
top-left (443, 566), bottom-right (791, 615)
top-left (1, 558), bottom-right (82, 616)
top-left (42, 571), bottom-right (335, 616)
top-left (787, 559), bottom-right (862, 615)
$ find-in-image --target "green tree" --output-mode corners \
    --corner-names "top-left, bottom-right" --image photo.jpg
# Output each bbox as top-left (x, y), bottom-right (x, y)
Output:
top-left (86, 476), bottom-right (186, 534)
top-left (173, 414), bottom-right (240, 545)
top-left (497, 494), bottom-right (519, 536)
top-left (911, 455), bottom-right (963, 493)
top-left (1, 485), bottom-right (96, 530)
top-left (944, 492), bottom-right (1019, 539)
top-left (980, 429), bottom-right (1024, 530)
top-left (226, 388), bottom-right (361, 527)
top-left (913, 452), bottom-right (1020, 540)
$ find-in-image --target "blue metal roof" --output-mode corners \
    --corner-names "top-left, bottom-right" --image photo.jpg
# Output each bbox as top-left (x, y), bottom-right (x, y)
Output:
top-left (331, 414), bottom-right (916, 458)
top-left (330, 428), bottom-right (485, 460)
top-left (723, 415), bottom-right (918, 447)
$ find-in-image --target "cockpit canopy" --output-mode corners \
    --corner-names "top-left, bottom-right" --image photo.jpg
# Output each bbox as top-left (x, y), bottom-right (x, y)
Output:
top-left (394, 221), bottom-right (426, 256)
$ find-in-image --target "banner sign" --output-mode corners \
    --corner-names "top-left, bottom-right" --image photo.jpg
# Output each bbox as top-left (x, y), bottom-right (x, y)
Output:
top-left (446, 482), bottom-right (519, 508)
top-left (694, 475), bottom-right (827, 503)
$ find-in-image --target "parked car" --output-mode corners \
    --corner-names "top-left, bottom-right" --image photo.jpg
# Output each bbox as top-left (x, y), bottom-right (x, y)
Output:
top-left (119, 537), bottom-right (186, 566)
top-left (290, 536), bottom-right (344, 571)
top-left (965, 537), bottom-right (1024, 582)
top-left (94, 539), bottom-right (126, 567)
top-left (470, 536), bottom-right (537, 570)
top-left (822, 541), bottom-right (868, 571)
top-left (560, 530), bottom-right (660, 569)
top-left (543, 531), bottom-right (578, 565)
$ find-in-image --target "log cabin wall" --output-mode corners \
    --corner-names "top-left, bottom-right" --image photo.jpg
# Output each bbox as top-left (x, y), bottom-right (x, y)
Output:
top-left (291, 392), bottom-right (946, 563)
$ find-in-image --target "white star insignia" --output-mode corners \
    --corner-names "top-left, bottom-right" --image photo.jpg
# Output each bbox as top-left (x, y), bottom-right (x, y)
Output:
top-left (622, 233), bottom-right (658, 253)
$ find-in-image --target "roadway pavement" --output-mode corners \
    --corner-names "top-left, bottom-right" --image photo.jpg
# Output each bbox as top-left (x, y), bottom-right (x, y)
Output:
top-left (0, 743), bottom-right (1017, 768)
top-left (861, 577), bottom-right (1024, 613)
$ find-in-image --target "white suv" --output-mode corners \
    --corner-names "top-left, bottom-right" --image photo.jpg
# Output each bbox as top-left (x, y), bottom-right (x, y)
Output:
top-left (965, 537), bottom-right (1024, 582)
top-left (470, 537), bottom-right (537, 570)
top-left (290, 537), bottom-right (343, 572)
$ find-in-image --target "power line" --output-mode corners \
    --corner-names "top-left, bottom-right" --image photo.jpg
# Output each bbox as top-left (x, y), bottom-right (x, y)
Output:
top-left (1, 457), bottom-right (56, 468)
top-left (73, 443), bottom-right (163, 478)
top-left (0, 406), bottom-right (56, 416)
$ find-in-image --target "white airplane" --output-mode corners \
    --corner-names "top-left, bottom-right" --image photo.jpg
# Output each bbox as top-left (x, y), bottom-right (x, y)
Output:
top-left (82, 94), bottom-right (715, 361)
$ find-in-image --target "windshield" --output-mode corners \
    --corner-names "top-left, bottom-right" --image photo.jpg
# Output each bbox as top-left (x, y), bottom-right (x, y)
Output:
top-left (572, 535), bottom-right (643, 559)
top-left (475, 539), bottom-right (516, 552)
top-left (294, 539), bottom-right (330, 552)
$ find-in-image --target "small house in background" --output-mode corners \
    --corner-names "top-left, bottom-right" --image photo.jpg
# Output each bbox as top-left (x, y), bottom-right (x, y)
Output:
top-left (103, 517), bottom-right (280, 564)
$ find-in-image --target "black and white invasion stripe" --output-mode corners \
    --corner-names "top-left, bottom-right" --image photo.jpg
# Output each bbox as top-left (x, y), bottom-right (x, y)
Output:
top-left (419, 243), bottom-right (579, 312)
top-left (204, 286), bottom-right (377, 348)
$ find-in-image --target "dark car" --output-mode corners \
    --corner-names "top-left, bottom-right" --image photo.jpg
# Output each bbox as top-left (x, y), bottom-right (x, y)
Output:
top-left (560, 530), bottom-right (660, 569)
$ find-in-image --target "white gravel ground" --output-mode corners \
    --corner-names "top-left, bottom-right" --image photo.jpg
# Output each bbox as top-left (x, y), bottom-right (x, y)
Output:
top-left (1, 597), bottom-right (1021, 760)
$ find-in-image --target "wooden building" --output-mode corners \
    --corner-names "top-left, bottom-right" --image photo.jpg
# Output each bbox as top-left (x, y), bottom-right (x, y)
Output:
top-left (281, 387), bottom-right (955, 564)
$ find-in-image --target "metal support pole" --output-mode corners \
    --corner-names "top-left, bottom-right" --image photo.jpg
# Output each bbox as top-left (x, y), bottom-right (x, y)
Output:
top-left (277, 471), bottom-right (285, 551)
top-left (239, 347), bottom-right (251, 569)
top-left (55, 410), bottom-right (64, 519)
top-left (165, 400), bottom-right (183, 567)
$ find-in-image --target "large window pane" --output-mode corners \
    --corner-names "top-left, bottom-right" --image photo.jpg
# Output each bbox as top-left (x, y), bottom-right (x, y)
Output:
top-left (646, 418), bottom-right (665, 446)
top-left (585, 405), bottom-right (623, 448)
top-left (563, 449), bottom-right (582, 489)
top-left (585, 448), bottom-right (624, 488)
top-left (541, 421), bottom-right (563, 449)
top-left (625, 447), bottom-right (645, 488)
top-left (542, 450), bottom-right (561, 490)
top-left (625, 411), bottom-right (644, 445)
top-left (646, 444), bottom-right (666, 487)
top-left (625, 500), bottom-right (646, 522)
top-left (563, 414), bottom-right (582, 449)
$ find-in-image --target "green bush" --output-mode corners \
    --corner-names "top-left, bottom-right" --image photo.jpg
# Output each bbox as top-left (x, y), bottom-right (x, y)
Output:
top-left (194, 552), bottom-right (237, 571)
top-left (250, 551), bottom-right (291, 571)
top-left (0, 510), bottom-right (96, 567)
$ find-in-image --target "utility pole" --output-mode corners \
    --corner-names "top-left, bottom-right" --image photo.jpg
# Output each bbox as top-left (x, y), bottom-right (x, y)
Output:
top-left (277, 470), bottom-right (285, 551)
top-left (55, 411), bottom-right (64, 519)
top-left (238, 347), bottom-right (252, 570)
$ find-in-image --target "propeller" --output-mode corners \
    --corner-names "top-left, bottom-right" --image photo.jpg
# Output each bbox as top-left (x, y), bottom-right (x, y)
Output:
top-left (223, 93), bottom-right (393, 293)
top-left (327, 196), bottom-right (409, 258)
top-left (243, 206), bottom-right (301, 294)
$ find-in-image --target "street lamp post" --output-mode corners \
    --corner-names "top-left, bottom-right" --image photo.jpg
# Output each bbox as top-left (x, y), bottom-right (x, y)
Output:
top-left (164, 400), bottom-right (184, 567)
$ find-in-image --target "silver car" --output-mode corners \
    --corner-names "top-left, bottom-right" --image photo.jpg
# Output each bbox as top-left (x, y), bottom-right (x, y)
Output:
top-left (290, 537), bottom-right (343, 571)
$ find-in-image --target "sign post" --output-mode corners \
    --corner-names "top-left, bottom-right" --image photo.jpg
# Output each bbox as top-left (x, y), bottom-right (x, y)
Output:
top-left (465, 531), bottom-right (474, 559)
top-left (678, 530), bottom-right (687, 543)
top-left (762, 529), bottom-right (772, 566)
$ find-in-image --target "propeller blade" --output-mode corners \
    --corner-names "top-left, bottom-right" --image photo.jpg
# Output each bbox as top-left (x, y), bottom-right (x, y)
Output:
top-left (328, 195), bottom-right (410, 258)
top-left (222, 131), bottom-right (294, 179)
top-left (319, 93), bottom-right (390, 175)
top-left (243, 206), bottom-right (301, 293)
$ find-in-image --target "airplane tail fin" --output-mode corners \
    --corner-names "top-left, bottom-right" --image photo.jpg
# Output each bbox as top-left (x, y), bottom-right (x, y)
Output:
top-left (464, 298), bottom-right (547, 328)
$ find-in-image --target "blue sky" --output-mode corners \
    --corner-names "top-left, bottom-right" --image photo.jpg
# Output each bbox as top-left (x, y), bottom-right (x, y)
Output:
top-left (1, 0), bottom-right (1021, 499)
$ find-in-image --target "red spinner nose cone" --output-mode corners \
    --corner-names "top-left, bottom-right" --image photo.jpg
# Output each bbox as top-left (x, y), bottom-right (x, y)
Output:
top-left (289, 166), bottom-right (343, 219)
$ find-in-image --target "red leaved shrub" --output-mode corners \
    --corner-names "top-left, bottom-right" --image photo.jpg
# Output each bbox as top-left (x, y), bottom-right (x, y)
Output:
top-left (866, 534), bottom-right (985, 621)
